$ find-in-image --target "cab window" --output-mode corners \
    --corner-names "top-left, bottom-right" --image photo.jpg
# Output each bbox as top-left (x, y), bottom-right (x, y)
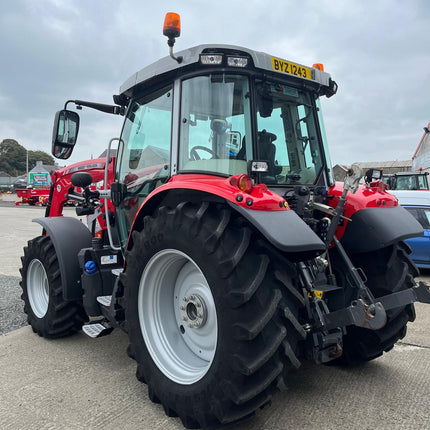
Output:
top-left (255, 80), bottom-right (324, 185)
top-left (178, 74), bottom-right (251, 177)
top-left (116, 86), bottom-right (172, 246)
top-left (118, 86), bottom-right (172, 185)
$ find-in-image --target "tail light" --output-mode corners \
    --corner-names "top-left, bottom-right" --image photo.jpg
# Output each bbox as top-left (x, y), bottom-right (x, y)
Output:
top-left (230, 174), bottom-right (253, 193)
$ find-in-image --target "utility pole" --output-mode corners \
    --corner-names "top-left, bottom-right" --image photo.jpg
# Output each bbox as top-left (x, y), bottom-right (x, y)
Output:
top-left (26, 149), bottom-right (29, 186)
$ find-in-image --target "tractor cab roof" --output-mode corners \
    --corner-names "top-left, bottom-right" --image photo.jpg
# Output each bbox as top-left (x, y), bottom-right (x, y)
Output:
top-left (119, 44), bottom-right (336, 99)
top-left (394, 171), bottom-right (429, 177)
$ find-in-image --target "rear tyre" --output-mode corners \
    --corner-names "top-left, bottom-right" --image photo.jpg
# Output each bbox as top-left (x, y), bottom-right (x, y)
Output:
top-left (122, 202), bottom-right (304, 428)
top-left (20, 235), bottom-right (88, 338)
top-left (334, 242), bottom-right (417, 365)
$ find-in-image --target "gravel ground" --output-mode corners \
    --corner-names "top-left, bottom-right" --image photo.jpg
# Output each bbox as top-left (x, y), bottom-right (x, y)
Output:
top-left (0, 274), bottom-right (27, 335)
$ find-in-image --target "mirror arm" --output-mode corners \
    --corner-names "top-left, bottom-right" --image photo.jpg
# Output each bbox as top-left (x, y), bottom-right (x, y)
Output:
top-left (64, 100), bottom-right (125, 115)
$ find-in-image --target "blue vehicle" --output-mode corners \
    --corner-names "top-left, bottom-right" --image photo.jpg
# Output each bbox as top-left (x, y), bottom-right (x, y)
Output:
top-left (404, 206), bottom-right (430, 269)
top-left (390, 190), bottom-right (430, 269)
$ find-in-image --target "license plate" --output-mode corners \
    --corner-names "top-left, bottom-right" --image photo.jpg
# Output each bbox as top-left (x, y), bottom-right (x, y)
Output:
top-left (271, 57), bottom-right (312, 79)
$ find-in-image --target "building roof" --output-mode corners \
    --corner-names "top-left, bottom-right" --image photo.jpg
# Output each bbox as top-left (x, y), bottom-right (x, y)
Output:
top-left (29, 161), bottom-right (59, 174)
top-left (355, 160), bottom-right (412, 169)
top-left (98, 149), bottom-right (118, 158)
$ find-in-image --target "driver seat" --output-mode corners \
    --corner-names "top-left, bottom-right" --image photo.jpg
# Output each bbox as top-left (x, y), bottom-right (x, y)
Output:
top-left (258, 130), bottom-right (282, 176)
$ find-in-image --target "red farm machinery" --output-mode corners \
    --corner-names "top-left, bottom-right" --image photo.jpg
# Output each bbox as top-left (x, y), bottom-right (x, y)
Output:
top-left (20, 13), bottom-right (430, 429)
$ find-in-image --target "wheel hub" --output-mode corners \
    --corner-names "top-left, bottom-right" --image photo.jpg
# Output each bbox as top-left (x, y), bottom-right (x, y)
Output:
top-left (138, 249), bottom-right (218, 385)
top-left (180, 294), bottom-right (207, 328)
top-left (27, 259), bottom-right (49, 318)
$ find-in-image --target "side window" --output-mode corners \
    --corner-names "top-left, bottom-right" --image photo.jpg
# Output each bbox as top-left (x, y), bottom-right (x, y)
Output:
top-left (118, 86), bottom-right (172, 186)
top-left (405, 207), bottom-right (429, 229)
top-left (421, 208), bottom-right (430, 228)
top-left (417, 175), bottom-right (427, 190)
top-left (116, 86), bottom-right (172, 246)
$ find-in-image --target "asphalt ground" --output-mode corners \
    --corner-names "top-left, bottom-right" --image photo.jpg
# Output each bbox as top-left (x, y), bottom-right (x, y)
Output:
top-left (0, 194), bottom-right (429, 429)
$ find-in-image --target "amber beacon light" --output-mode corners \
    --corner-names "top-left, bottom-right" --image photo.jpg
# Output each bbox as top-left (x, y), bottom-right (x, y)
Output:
top-left (163, 12), bottom-right (182, 63)
top-left (163, 12), bottom-right (181, 39)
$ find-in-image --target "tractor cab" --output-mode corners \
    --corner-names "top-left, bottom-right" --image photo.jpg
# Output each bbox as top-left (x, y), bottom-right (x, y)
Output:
top-left (52, 19), bottom-right (338, 248)
top-left (113, 47), bottom-right (337, 189)
top-left (383, 171), bottom-right (429, 190)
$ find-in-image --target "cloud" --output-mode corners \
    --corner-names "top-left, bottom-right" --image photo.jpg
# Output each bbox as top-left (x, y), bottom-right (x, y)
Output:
top-left (0, 0), bottom-right (429, 167)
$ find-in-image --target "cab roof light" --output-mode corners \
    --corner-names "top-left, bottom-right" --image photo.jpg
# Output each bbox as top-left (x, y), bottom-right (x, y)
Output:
top-left (200, 54), bottom-right (223, 65)
top-left (312, 63), bottom-right (324, 71)
top-left (227, 56), bottom-right (248, 67)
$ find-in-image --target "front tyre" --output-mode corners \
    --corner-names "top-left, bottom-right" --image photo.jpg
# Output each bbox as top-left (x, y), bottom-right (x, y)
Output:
top-left (20, 236), bottom-right (87, 338)
top-left (122, 203), bottom-right (303, 428)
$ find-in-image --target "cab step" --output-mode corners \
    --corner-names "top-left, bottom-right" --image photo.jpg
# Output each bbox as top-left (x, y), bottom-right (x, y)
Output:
top-left (96, 295), bottom-right (112, 307)
top-left (82, 320), bottom-right (113, 338)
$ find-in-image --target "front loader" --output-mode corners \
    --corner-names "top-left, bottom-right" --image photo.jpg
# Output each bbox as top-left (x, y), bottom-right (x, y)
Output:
top-left (20, 13), bottom-right (430, 429)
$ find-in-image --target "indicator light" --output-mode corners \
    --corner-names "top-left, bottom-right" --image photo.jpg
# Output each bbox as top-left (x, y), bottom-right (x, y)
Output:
top-left (238, 174), bottom-right (253, 193)
top-left (230, 174), bottom-right (253, 193)
top-left (312, 63), bottom-right (324, 71)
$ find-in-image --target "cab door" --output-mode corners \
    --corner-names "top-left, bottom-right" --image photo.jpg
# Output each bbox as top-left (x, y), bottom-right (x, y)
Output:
top-left (115, 85), bottom-right (173, 247)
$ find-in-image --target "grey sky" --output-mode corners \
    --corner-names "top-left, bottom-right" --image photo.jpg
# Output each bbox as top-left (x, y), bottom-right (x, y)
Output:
top-left (1, 0), bottom-right (429, 167)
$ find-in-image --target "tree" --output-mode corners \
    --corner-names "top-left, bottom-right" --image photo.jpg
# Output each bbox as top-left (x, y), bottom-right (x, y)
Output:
top-left (28, 150), bottom-right (54, 169)
top-left (0, 139), bottom-right (26, 176)
top-left (0, 139), bottom-right (55, 176)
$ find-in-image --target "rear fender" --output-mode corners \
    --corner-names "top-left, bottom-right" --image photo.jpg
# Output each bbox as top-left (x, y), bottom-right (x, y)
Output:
top-left (128, 186), bottom-right (325, 259)
top-left (340, 206), bottom-right (424, 253)
top-left (34, 217), bottom-right (92, 300)
top-left (229, 202), bottom-right (325, 259)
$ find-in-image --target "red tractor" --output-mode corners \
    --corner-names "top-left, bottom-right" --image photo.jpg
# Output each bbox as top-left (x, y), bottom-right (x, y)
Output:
top-left (20, 13), bottom-right (430, 429)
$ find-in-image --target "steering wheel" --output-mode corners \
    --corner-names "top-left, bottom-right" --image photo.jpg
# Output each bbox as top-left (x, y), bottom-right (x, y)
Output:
top-left (190, 146), bottom-right (218, 161)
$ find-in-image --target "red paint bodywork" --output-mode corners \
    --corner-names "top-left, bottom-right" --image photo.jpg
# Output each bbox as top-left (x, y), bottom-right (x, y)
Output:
top-left (327, 181), bottom-right (398, 240)
top-left (141, 174), bottom-right (289, 212)
top-left (48, 157), bottom-right (116, 221)
top-left (45, 156), bottom-right (398, 249)
top-left (16, 188), bottom-right (50, 206)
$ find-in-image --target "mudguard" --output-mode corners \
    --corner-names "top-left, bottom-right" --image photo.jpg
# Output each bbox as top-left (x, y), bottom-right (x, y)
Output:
top-left (229, 202), bottom-right (326, 259)
top-left (340, 206), bottom-right (423, 253)
top-left (33, 217), bottom-right (92, 300)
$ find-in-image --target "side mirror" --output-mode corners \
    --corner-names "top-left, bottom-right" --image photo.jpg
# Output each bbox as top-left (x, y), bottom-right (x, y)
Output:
top-left (52, 110), bottom-right (80, 159)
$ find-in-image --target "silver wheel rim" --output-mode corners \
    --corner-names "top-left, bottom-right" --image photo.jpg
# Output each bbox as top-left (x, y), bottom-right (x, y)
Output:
top-left (27, 259), bottom-right (49, 318)
top-left (139, 249), bottom-right (218, 385)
